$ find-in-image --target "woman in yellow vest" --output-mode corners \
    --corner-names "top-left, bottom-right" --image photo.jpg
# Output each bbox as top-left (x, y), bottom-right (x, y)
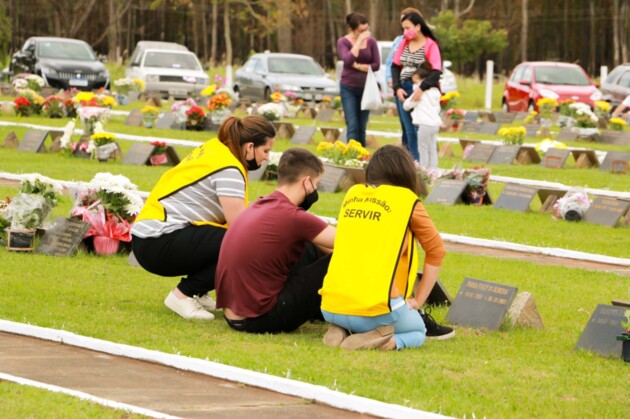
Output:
top-left (131, 116), bottom-right (275, 320)
top-left (319, 145), bottom-right (452, 350)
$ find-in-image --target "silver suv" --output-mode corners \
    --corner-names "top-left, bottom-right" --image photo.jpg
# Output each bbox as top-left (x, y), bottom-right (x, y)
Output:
top-left (125, 41), bottom-right (209, 99)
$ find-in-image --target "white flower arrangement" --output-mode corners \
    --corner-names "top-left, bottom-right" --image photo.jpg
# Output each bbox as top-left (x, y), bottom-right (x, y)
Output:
top-left (113, 78), bottom-right (136, 95)
top-left (267, 151), bottom-right (282, 167)
top-left (257, 102), bottom-right (283, 121)
top-left (59, 121), bottom-right (76, 150)
top-left (86, 173), bottom-right (144, 217)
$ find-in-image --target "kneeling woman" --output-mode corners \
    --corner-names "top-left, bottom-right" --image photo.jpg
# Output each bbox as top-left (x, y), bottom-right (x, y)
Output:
top-left (131, 116), bottom-right (275, 320)
top-left (319, 145), bottom-right (452, 350)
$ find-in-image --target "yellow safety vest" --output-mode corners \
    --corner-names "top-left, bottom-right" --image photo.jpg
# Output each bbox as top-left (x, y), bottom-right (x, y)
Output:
top-left (135, 138), bottom-right (248, 228)
top-left (320, 184), bottom-right (419, 316)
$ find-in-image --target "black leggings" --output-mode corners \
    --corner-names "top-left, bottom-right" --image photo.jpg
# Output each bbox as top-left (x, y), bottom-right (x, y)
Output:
top-left (131, 224), bottom-right (226, 297)
top-left (225, 243), bottom-right (331, 334)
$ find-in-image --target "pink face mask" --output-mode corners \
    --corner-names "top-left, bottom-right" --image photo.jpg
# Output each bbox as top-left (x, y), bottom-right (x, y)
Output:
top-left (403, 28), bottom-right (418, 40)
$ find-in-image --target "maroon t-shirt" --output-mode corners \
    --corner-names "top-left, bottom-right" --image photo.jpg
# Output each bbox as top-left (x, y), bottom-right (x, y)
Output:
top-left (215, 191), bottom-right (328, 318)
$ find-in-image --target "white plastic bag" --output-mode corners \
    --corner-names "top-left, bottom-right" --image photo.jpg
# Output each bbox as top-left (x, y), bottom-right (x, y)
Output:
top-left (361, 67), bottom-right (382, 111)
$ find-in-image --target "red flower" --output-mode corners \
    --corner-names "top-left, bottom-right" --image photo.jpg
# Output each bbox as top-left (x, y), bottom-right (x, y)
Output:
top-left (150, 140), bottom-right (167, 147)
top-left (14, 96), bottom-right (31, 109)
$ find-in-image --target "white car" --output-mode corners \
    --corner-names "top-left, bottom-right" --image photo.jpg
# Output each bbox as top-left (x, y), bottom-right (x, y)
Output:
top-left (125, 41), bottom-right (209, 99)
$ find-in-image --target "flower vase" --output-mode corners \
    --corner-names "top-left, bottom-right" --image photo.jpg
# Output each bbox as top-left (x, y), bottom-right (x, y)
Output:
top-left (150, 153), bottom-right (168, 166)
top-left (143, 117), bottom-right (155, 129)
top-left (93, 236), bottom-right (120, 255)
top-left (209, 108), bottom-right (231, 125)
top-left (6, 228), bottom-right (36, 252)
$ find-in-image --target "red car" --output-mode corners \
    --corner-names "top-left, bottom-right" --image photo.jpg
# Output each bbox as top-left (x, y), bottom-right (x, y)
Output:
top-left (502, 61), bottom-right (602, 112)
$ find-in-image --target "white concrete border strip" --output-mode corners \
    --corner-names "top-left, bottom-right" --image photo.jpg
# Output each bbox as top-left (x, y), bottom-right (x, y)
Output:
top-left (0, 371), bottom-right (179, 419)
top-left (0, 320), bottom-right (446, 419)
top-left (489, 175), bottom-right (630, 200)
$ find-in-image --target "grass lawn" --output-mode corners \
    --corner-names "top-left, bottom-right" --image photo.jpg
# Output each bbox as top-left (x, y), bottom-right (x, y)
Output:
top-left (1, 76), bottom-right (629, 417)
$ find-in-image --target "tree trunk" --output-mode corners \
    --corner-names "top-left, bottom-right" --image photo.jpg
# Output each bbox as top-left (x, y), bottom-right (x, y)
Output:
top-left (589, 0), bottom-right (595, 75)
top-left (345, 0), bottom-right (352, 15)
top-left (521, 0), bottom-right (528, 62)
top-left (107, 0), bottom-right (118, 64)
top-left (193, 0), bottom-right (200, 57)
top-left (224, 0), bottom-right (232, 65)
top-left (277, 0), bottom-right (292, 53)
top-left (201, 2), bottom-right (208, 63)
top-left (621, 0), bottom-right (629, 63)
top-left (327, 0), bottom-right (337, 59)
top-left (368, 0), bottom-right (378, 38)
top-left (210, 0), bottom-right (218, 67)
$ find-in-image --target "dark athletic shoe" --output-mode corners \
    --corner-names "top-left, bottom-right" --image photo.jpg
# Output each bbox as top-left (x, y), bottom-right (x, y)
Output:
top-left (420, 309), bottom-right (455, 340)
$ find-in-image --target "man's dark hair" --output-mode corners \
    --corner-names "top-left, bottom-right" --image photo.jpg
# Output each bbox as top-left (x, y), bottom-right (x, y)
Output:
top-left (277, 148), bottom-right (324, 185)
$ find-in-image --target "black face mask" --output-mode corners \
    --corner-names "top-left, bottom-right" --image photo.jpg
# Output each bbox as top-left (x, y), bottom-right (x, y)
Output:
top-left (299, 179), bottom-right (319, 211)
top-left (246, 157), bottom-right (261, 171)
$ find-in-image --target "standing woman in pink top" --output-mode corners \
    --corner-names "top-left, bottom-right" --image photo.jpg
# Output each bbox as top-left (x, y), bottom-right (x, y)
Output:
top-left (337, 12), bottom-right (380, 147)
top-left (391, 12), bottom-right (442, 162)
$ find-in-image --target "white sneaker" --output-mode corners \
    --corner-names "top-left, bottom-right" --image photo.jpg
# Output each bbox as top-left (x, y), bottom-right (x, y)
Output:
top-left (164, 291), bottom-right (215, 320)
top-left (194, 293), bottom-right (217, 311)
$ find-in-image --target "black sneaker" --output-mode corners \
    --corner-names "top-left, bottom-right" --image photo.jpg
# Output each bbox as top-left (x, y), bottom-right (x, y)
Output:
top-left (420, 309), bottom-right (455, 340)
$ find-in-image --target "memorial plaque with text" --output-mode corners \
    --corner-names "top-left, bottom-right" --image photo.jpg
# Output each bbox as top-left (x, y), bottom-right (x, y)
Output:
top-left (155, 112), bottom-right (178, 130)
top-left (121, 143), bottom-right (155, 165)
top-left (36, 217), bottom-right (90, 256)
top-left (494, 112), bottom-right (516, 124)
top-left (583, 197), bottom-right (630, 227)
top-left (523, 124), bottom-right (539, 138)
top-left (600, 151), bottom-right (630, 172)
top-left (318, 165), bottom-right (346, 193)
top-left (461, 121), bottom-right (484, 134)
top-left (124, 109), bottom-right (143, 127)
top-left (541, 148), bottom-right (571, 168)
top-left (488, 145), bottom-right (520, 165)
top-left (574, 304), bottom-right (626, 358)
top-left (290, 126), bottom-right (317, 145)
top-left (493, 183), bottom-right (538, 212)
top-left (18, 130), bottom-right (48, 152)
top-left (446, 277), bottom-right (518, 331)
top-left (555, 127), bottom-right (578, 142)
top-left (315, 108), bottom-right (334, 122)
top-left (424, 179), bottom-right (467, 205)
top-left (4, 131), bottom-right (19, 148)
top-left (599, 130), bottom-right (630, 146)
top-left (479, 122), bottom-right (500, 135)
top-left (466, 143), bottom-right (496, 163)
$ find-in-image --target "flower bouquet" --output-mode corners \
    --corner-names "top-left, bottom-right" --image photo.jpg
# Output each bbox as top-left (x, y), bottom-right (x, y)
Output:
top-left (557, 99), bottom-right (576, 127)
top-left (77, 106), bottom-right (109, 136)
top-left (282, 91), bottom-right (301, 117)
top-left (13, 96), bottom-right (32, 117)
top-left (12, 73), bottom-right (45, 93)
top-left (113, 78), bottom-right (135, 104)
top-left (553, 191), bottom-right (590, 222)
top-left (609, 117), bottom-right (627, 131)
top-left (133, 78), bottom-right (145, 93)
top-left (43, 95), bottom-right (64, 118)
top-left (150, 140), bottom-right (169, 166)
top-left (498, 126), bottom-right (526, 145)
top-left (64, 98), bottom-right (77, 118)
top-left (257, 102), bottom-right (283, 122)
top-left (536, 97), bottom-right (558, 127)
top-left (269, 90), bottom-right (286, 103)
top-left (206, 92), bottom-right (233, 124)
top-left (73, 91), bottom-right (99, 108)
top-left (185, 105), bottom-right (207, 130)
top-left (535, 138), bottom-right (568, 156)
top-left (440, 91), bottom-right (460, 112)
top-left (70, 173), bottom-right (143, 255)
top-left (570, 103), bottom-right (599, 138)
top-left (317, 139), bottom-right (370, 168)
top-left (523, 110), bottom-right (538, 124)
top-left (446, 108), bottom-right (465, 130)
top-left (141, 105), bottom-right (160, 128)
top-left (90, 132), bottom-right (118, 161)
top-left (593, 100), bottom-right (611, 118)
top-left (97, 94), bottom-right (116, 108)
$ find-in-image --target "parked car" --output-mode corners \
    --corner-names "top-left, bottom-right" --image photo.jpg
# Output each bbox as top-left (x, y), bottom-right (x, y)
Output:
top-left (234, 52), bottom-right (338, 102)
top-left (9, 37), bottom-right (109, 90)
top-left (125, 41), bottom-right (209, 99)
top-left (502, 61), bottom-right (602, 112)
top-left (600, 63), bottom-right (630, 108)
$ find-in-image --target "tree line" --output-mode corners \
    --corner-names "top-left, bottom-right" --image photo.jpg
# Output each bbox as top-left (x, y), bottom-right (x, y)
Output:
top-left (1, 0), bottom-right (628, 78)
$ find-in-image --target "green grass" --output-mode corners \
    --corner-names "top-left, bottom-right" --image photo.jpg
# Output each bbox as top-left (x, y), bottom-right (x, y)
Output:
top-left (0, 381), bottom-right (147, 418)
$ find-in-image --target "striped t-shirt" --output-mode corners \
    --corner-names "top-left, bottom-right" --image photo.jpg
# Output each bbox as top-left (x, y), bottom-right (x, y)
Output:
top-left (131, 168), bottom-right (245, 238)
top-left (400, 44), bottom-right (426, 81)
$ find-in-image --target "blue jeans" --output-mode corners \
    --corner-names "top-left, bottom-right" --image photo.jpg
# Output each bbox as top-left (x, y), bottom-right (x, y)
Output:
top-left (340, 82), bottom-right (370, 146)
top-left (321, 296), bottom-right (426, 349)
top-left (394, 79), bottom-right (419, 161)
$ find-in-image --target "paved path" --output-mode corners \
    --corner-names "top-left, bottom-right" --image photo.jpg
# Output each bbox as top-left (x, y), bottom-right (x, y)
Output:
top-left (0, 332), bottom-right (370, 418)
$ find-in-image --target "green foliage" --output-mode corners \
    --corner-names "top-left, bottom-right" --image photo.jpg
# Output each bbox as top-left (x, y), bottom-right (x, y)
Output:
top-left (432, 11), bottom-right (507, 70)
top-left (20, 178), bottom-right (59, 208)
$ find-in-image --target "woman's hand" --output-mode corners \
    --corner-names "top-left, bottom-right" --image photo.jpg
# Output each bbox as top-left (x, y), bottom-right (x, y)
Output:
top-left (406, 298), bottom-right (420, 310)
top-left (396, 88), bottom-right (408, 102)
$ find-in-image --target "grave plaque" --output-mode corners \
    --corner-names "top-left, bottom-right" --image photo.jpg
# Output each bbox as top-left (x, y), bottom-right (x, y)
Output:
top-left (523, 124), bottom-right (539, 138)
top-left (479, 122), bottom-right (500, 135)
top-left (463, 111), bottom-right (479, 122)
top-left (121, 142), bottom-right (155, 165)
top-left (155, 112), bottom-right (178, 130)
top-left (415, 271), bottom-right (453, 306)
top-left (318, 165), bottom-right (346, 193)
top-left (466, 143), bottom-right (496, 163)
top-left (290, 126), bottom-right (317, 145)
top-left (461, 121), bottom-right (484, 134)
top-left (574, 304), bottom-right (626, 358)
top-left (571, 149), bottom-right (599, 168)
top-left (516, 146), bottom-right (541, 164)
top-left (18, 130), bottom-right (48, 152)
top-left (599, 130), bottom-right (630, 146)
top-left (424, 179), bottom-right (467, 205)
top-left (248, 160), bottom-right (269, 182)
top-left (459, 139), bottom-right (480, 152)
top-left (272, 122), bottom-right (295, 139)
top-left (555, 127), bottom-right (578, 142)
top-left (446, 277), bottom-right (518, 331)
top-left (320, 127), bottom-right (340, 142)
top-left (514, 112), bottom-right (530, 121)
top-left (494, 112), bottom-right (516, 124)
top-left (488, 145), bottom-right (520, 165)
top-left (124, 109), bottom-right (143, 127)
top-left (541, 148), bottom-right (571, 168)
top-left (35, 216), bottom-right (90, 256)
top-left (600, 151), bottom-right (630, 172)
top-left (3, 131), bottom-right (19, 148)
top-left (583, 197), bottom-right (630, 227)
top-left (315, 108), bottom-right (334, 122)
top-left (493, 183), bottom-right (538, 212)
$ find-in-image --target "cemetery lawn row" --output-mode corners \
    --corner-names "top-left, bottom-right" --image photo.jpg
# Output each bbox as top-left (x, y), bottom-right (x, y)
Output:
top-left (0, 247), bottom-right (627, 418)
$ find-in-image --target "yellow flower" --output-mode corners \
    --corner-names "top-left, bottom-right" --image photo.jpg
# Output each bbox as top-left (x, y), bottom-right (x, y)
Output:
top-left (334, 140), bottom-right (347, 153)
top-left (141, 105), bottom-right (160, 116)
top-left (133, 78), bottom-right (145, 92)
top-left (90, 132), bottom-right (116, 141)
top-left (317, 141), bottom-right (333, 152)
top-left (100, 95), bottom-right (116, 107)
top-left (610, 117), bottom-right (627, 126)
top-left (594, 101), bottom-right (611, 112)
top-left (201, 85), bottom-right (217, 96)
top-left (74, 92), bottom-right (94, 103)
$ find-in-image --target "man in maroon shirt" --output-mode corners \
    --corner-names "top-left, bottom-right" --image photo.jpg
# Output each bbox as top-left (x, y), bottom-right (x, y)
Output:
top-left (215, 148), bottom-right (336, 333)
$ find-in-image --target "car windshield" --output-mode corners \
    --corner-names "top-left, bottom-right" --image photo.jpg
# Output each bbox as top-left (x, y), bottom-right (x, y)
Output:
top-left (143, 52), bottom-right (201, 70)
top-left (268, 58), bottom-right (324, 76)
top-left (37, 41), bottom-right (96, 61)
top-left (535, 66), bottom-right (590, 86)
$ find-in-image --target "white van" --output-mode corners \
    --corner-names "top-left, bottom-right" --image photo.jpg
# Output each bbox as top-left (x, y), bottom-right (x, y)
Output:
top-left (125, 41), bottom-right (209, 99)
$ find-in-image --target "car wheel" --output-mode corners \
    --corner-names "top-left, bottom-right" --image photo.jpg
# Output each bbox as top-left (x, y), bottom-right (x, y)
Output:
top-left (264, 87), bottom-right (271, 102)
top-left (502, 100), bottom-right (509, 113)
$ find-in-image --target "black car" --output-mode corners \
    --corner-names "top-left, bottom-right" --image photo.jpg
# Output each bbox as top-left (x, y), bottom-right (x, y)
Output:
top-left (10, 37), bottom-right (110, 91)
